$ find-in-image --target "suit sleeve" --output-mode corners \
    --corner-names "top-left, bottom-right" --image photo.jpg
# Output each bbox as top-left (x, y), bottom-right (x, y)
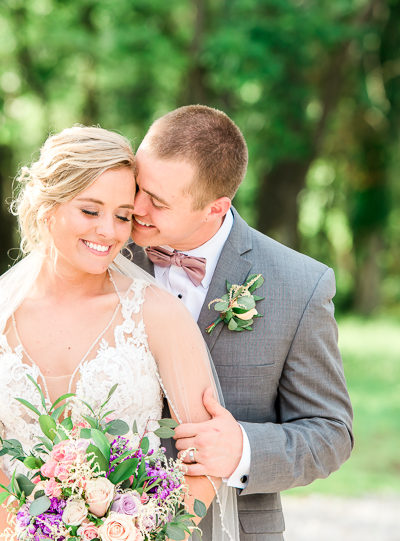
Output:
top-left (239, 267), bottom-right (353, 495)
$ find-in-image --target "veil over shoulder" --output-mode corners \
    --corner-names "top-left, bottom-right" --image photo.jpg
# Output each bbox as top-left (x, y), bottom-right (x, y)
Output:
top-left (0, 251), bottom-right (239, 541)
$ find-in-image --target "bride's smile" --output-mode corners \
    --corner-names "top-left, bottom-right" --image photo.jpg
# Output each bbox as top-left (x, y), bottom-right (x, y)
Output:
top-left (46, 167), bottom-right (135, 277)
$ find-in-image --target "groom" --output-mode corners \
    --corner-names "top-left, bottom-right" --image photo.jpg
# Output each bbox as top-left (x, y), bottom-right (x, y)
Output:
top-left (126, 105), bottom-right (353, 540)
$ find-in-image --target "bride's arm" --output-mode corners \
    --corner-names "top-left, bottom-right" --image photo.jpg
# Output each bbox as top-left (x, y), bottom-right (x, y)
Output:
top-left (0, 470), bottom-right (10, 533)
top-left (143, 286), bottom-right (221, 516)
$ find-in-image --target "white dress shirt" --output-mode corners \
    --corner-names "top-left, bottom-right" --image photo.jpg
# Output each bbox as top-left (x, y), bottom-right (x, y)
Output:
top-left (153, 210), bottom-right (250, 489)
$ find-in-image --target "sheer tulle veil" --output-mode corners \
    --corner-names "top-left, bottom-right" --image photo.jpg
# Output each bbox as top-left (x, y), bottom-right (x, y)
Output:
top-left (0, 250), bottom-right (239, 541)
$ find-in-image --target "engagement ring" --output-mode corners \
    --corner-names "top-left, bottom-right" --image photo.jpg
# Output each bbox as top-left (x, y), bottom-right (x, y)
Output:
top-left (189, 449), bottom-right (196, 463)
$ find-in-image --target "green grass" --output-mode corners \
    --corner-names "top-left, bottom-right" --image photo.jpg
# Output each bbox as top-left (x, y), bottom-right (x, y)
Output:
top-left (286, 314), bottom-right (400, 498)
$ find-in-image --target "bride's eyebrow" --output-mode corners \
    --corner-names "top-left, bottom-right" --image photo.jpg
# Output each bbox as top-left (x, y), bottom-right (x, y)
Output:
top-left (76, 197), bottom-right (134, 210)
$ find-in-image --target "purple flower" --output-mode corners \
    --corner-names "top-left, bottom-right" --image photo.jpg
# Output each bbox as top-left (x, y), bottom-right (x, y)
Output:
top-left (16, 504), bottom-right (31, 527)
top-left (111, 492), bottom-right (140, 515)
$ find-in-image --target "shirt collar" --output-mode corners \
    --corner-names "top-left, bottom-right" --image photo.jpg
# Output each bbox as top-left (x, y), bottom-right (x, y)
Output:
top-left (158, 209), bottom-right (234, 288)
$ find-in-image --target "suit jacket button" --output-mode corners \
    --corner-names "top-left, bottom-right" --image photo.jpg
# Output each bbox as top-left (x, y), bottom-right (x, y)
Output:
top-left (240, 475), bottom-right (248, 484)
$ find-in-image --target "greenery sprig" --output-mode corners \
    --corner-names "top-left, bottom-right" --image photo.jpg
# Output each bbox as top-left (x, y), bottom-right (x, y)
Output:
top-left (206, 273), bottom-right (264, 333)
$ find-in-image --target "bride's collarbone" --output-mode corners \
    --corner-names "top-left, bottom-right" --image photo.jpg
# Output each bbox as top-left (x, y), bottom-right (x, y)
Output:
top-left (11, 293), bottom-right (122, 377)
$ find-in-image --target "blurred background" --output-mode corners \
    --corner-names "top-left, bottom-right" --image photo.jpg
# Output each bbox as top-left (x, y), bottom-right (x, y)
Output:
top-left (1, 0), bottom-right (399, 537)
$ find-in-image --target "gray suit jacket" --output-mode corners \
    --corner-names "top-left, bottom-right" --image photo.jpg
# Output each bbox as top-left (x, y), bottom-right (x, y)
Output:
top-left (126, 208), bottom-right (353, 540)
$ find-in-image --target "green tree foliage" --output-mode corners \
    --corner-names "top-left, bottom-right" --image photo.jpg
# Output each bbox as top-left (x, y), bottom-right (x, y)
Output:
top-left (0, 0), bottom-right (398, 312)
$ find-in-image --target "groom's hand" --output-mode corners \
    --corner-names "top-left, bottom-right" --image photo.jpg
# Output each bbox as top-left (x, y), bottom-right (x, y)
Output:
top-left (173, 387), bottom-right (243, 478)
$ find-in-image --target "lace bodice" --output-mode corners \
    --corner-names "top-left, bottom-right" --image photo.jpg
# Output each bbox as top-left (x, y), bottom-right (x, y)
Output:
top-left (0, 277), bottom-right (163, 479)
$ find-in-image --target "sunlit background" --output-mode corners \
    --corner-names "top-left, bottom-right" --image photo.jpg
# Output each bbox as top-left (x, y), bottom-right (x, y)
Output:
top-left (1, 0), bottom-right (399, 537)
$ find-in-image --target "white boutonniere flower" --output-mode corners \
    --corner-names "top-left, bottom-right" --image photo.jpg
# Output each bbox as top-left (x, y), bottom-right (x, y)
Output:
top-left (206, 274), bottom-right (264, 334)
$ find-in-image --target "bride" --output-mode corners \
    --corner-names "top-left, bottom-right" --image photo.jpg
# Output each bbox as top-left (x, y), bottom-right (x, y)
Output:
top-left (0, 126), bottom-right (236, 540)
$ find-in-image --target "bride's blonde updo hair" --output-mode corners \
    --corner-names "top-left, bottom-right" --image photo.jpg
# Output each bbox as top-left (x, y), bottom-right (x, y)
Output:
top-left (12, 126), bottom-right (136, 254)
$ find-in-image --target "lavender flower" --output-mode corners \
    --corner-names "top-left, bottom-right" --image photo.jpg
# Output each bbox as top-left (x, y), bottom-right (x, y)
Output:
top-left (111, 491), bottom-right (140, 515)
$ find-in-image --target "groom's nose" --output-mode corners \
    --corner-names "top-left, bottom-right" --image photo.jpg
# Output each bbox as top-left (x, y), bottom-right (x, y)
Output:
top-left (133, 189), bottom-right (147, 216)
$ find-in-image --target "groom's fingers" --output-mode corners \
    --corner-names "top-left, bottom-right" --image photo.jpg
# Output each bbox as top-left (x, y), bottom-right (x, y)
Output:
top-left (174, 421), bottom-right (207, 440)
top-left (175, 437), bottom-right (197, 453)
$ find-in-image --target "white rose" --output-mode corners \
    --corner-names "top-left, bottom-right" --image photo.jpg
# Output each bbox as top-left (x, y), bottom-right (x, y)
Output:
top-left (62, 499), bottom-right (88, 526)
top-left (98, 512), bottom-right (143, 541)
top-left (85, 477), bottom-right (115, 517)
top-left (235, 307), bottom-right (258, 320)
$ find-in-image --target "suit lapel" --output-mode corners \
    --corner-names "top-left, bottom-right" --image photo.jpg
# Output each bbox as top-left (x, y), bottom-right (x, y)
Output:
top-left (124, 242), bottom-right (155, 276)
top-left (198, 208), bottom-right (253, 351)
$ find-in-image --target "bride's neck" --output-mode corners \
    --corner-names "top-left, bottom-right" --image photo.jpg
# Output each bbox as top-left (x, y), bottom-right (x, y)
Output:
top-left (33, 260), bottom-right (111, 300)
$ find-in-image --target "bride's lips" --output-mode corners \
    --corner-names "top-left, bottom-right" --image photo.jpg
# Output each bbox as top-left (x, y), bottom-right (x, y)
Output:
top-left (81, 239), bottom-right (112, 256)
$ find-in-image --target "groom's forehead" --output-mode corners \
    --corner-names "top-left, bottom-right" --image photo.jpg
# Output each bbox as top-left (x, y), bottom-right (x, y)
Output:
top-left (136, 148), bottom-right (196, 191)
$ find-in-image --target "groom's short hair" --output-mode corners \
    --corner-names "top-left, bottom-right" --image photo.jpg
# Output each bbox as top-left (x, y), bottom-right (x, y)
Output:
top-left (143, 105), bottom-right (248, 209)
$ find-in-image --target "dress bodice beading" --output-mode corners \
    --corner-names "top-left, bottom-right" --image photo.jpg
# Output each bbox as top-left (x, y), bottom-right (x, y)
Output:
top-left (0, 278), bottom-right (163, 479)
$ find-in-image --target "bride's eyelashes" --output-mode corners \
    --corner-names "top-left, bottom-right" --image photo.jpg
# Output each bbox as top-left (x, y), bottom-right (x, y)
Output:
top-left (81, 209), bottom-right (132, 222)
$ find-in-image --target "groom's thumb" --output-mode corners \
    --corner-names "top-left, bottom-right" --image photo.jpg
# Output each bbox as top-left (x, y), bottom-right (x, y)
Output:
top-left (203, 386), bottom-right (223, 418)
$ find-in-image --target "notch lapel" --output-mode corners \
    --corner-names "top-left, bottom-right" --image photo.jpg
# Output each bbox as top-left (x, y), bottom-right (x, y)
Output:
top-left (123, 242), bottom-right (155, 276)
top-left (197, 209), bottom-right (253, 351)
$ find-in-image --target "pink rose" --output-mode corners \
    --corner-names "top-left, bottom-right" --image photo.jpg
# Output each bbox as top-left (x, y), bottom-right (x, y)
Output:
top-left (98, 512), bottom-right (143, 541)
top-left (40, 459), bottom-right (58, 478)
top-left (54, 462), bottom-right (71, 481)
top-left (85, 477), bottom-right (115, 517)
top-left (44, 478), bottom-right (62, 498)
top-left (51, 441), bottom-right (79, 464)
top-left (140, 493), bottom-right (149, 504)
top-left (77, 520), bottom-right (99, 541)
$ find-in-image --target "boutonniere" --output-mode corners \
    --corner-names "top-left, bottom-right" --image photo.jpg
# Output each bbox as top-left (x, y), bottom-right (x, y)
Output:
top-left (206, 274), bottom-right (264, 333)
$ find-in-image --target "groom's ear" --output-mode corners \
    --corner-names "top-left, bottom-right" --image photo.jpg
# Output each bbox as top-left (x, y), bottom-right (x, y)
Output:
top-left (205, 197), bottom-right (232, 221)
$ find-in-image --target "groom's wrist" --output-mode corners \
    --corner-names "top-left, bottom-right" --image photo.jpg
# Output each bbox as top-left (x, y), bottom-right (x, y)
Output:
top-left (224, 424), bottom-right (251, 488)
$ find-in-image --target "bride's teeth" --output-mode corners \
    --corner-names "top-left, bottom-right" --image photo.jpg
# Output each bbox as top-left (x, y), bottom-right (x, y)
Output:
top-left (84, 240), bottom-right (110, 252)
top-left (136, 218), bottom-right (153, 227)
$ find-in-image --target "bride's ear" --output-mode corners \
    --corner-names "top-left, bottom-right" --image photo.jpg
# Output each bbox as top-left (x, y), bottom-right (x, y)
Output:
top-left (205, 197), bottom-right (231, 222)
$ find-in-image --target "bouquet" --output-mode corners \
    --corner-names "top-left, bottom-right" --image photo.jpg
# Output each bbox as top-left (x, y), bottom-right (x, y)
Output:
top-left (0, 378), bottom-right (206, 540)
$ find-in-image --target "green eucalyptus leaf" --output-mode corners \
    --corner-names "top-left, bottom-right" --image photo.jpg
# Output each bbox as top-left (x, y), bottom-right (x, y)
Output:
top-left (194, 498), bottom-right (207, 518)
top-left (26, 375), bottom-right (47, 411)
top-left (154, 427), bottom-right (175, 438)
top-left (38, 436), bottom-right (53, 451)
top-left (101, 383), bottom-right (118, 409)
top-left (49, 393), bottom-right (75, 412)
top-left (228, 318), bottom-right (238, 331)
top-left (165, 523), bottom-right (186, 540)
top-left (0, 492), bottom-right (9, 505)
top-left (29, 495), bottom-right (51, 516)
top-left (34, 490), bottom-right (45, 499)
top-left (39, 415), bottom-right (57, 441)
top-left (158, 418), bottom-right (178, 429)
top-left (140, 437), bottom-right (149, 455)
top-left (15, 398), bottom-right (41, 417)
top-left (86, 444), bottom-right (108, 474)
top-left (23, 456), bottom-right (42, 470)
top-left (16, 474), bottom-right (35, 497)
top-left (236, 295), bottom-right (255, 310)
top-left (90, 430), bottom-right (110, 463)
top-left (51, 403), bottom-right (68, 421)
top-left (80, 428), bottom-right (92, 439)
top-left (61, 417), bottom-right (73, 431)
top-left (132, 420), bottom-right (138, 434)
top-left (82, 415), bottom-right (99, 429)
top-left (105, 419), bottom-right (129, 436)
top-left (213, 301), bottom-right (229, 312)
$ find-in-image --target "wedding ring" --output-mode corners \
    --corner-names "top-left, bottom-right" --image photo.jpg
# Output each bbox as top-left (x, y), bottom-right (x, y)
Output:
top-left (188, 449), bottom-right (196, 463)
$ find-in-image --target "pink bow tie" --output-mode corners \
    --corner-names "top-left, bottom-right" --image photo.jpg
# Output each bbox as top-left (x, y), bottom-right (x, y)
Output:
top-left (145, 246), bottom-right (206, 287)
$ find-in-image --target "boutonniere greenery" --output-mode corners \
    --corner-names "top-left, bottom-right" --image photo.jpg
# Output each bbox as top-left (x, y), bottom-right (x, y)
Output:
top-left (206, 274), bottom-right (264, 333)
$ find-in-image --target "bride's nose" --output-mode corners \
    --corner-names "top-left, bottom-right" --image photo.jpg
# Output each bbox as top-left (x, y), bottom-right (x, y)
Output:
top-left (95, 213), bottom-right (116, 238)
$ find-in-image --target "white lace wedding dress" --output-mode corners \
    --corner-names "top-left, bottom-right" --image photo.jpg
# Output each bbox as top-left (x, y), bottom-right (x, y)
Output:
top-left (0, 277), bottom-right (164, 479)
